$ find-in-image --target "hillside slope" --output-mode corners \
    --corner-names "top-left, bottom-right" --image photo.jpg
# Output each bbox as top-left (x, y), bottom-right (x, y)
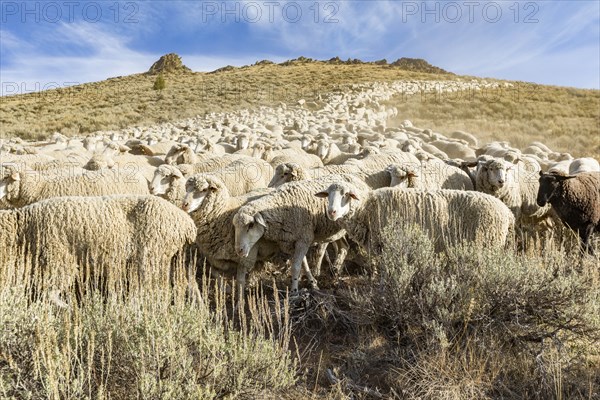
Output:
top-left (1, 57), bottom-right (598, 157)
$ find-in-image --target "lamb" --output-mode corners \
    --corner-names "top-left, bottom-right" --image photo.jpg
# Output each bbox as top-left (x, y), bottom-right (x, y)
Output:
top-left (181, 174), bottom-right (278, 293)
top-left (537, 172), bottom-right (600, 253)
top-left (314, 183), bottom-right (514, 254)
top-left (233, 175), bottom-right (370, 293)
top-left (149, 164), bottom-right (187, 207)
top-left (0, 195), bottom-right (196, 291)
top-left (0, 163), bottom-right (149, 208)
top-left (474, 157), bottom-right (553, 230)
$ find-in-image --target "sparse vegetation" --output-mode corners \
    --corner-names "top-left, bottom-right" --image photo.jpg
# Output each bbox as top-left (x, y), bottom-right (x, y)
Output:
top-left (1, 223), bottom-right (598, 399)
top-left (153, 73), bottom-right (166, 93)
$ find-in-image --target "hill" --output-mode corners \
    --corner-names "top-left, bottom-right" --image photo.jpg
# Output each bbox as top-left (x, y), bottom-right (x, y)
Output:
top-left (1, 55), bottom-right (598, 157)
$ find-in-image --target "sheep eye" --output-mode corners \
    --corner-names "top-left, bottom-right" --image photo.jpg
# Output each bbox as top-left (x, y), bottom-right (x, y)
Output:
top-left (248, 222), bottom-right (255, 230)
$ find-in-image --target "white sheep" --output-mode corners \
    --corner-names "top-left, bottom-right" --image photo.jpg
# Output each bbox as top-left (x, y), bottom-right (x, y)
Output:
top-left (474, 157), bottom-right (554, 231)
top-left (233, 175), bottom-right (370, 293)
top-left (387, 154), bottom-right (474, 190)
top-left (314, 183), bottom-right (514, 254)
top-left (568, 157), bottom-right (600, 175)
top-left (181, 174), bottom-right (279, 294)
top-left (0, 195), bottom-right (196, 291)
top-left (149, 164), bottom-right (187, 207)
top-left (0, 163), bottom-right (149, 208)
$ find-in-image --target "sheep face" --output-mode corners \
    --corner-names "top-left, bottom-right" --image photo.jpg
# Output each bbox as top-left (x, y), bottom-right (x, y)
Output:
top-left (315, 141), bottom-right (330, 160)
top-left (182, 177), bottom-right (212, 213)
top-left (150, 166), bottom-right (183, 196)
top-left (537, 172), bottom-right (571, 207)
top-left (236, 135), bottom-right (250, 150)
top-left (233, 212), bottom-right (266, 257)
top-left (268, 163), bottom-right (298, 188)
top-left (480, 160), bottom-right (514, 191)
top-left (164, 145), bottom-right (185, 165)
top-left (0, 165), bottom-right (21, 201)
top-left (387, 165), bottom-right (417, 188)
top-left (315, 183), bottom-right (359, 221)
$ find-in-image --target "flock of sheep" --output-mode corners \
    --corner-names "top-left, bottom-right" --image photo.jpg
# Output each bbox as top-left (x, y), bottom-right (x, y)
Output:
top-left (1, 79), bottom-right (599, 296)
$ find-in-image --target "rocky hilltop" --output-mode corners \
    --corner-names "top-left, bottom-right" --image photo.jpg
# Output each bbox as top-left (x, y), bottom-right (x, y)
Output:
top-left (147, 53), bottom-right (192, 74)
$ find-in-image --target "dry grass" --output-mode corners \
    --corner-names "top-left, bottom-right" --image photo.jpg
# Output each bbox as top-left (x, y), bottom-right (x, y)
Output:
top-left (0, 221), bottom-right (599, 398)
top-left (1, 61), bottom-right (597, 157)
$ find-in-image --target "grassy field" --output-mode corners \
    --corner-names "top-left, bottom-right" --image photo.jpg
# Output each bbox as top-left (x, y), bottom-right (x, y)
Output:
top-left (1, 60), bottom-right (598, 157)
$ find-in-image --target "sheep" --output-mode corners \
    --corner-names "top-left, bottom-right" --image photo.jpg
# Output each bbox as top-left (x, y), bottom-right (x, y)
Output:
top-left (181, 174), bottom-right (278, 293)
top-left (547, 160), bottom-right (571, 176)
top-left (164, 144), bottom-right (199, 165)
top-left (194, 158), bottom-right (272, 196)
top-left (474, 157), bottom-right (553, 231)
top-left (0, 163), bottom-right (149, 208)
top-left (449, 130), bottom-right (478, 147)
top-left (233, 175), bottom-right (370, 293)
top-left (0, 195), bottom-right (196, 291)
top-left (569, 158), bottom-right (600, 175)
top-left (429, 139), bottom-right (476, 160)
top-left (264, 147), bottom-right (324, 169)
top-left (537, 172), bottom-right (600, 253)
top-left (315, 140), bottom-right (362, 165)
top-left (269, 162), bottom-right (394, 189)
top-left (149, 165), bottom-right (187, 207)
top-left (387, 154), bottom-right (474, 190)
top-left (314, 183), bottom-right (514, 254)
top-left (176, 154), bottom-right (249, 177)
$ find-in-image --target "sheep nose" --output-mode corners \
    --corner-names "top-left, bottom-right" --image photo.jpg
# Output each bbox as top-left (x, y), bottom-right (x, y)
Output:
top-left (498, 179), bottom-right (504, 184)
top-left (182, 203), bottom-right (189, 211)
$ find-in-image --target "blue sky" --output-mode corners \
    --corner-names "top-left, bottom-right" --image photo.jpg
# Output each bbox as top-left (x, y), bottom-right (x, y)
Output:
top-left (1, 0), bottom-right (599, 95)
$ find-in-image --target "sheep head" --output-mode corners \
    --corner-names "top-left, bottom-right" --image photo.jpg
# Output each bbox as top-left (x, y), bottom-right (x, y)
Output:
top-left (387, 164), bottom-right (420, 188)
top-left (315, 182), bottom-right (360, 221)
top-left (182, 174), bottom-right (223, 213)
top-left (478, 159), bottom-right (515, 191)
top-left (537, 171), bottom-right (574, 207)
top-left (268, 163), bottom-right (301, 188)
top-left (150, 165), bottom-right (184, 196)
top-left (0, 164), bottom-right (21, 201)
top-left (233, 211), bottom-right (266, 258)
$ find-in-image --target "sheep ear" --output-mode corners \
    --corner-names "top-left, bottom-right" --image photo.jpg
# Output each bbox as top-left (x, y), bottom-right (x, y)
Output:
top-left (539, 170), bottom-right (544, 177)
top-left (254, 213), bottom-right (266, 228)
top-left (314, 191), bottom-right (329, 198)
top-left (347, 192), bottom-right (360, 201)
top-left (172, 168), bottom-right (184, 179)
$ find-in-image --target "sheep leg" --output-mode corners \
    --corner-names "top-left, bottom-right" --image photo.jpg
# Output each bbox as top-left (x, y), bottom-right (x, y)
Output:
top-left (290, 242), bottom-right (310, 294)
top-left (579, 224), bottom-right (596, 255)
top-left (302, 257), bottom-right (319, 290)
top-left (236, 245), bottom-right (259, 299)
top-left (332, 237), bottom-right (349, 275)
top-left (312, 243), bottom-right (328, 277)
